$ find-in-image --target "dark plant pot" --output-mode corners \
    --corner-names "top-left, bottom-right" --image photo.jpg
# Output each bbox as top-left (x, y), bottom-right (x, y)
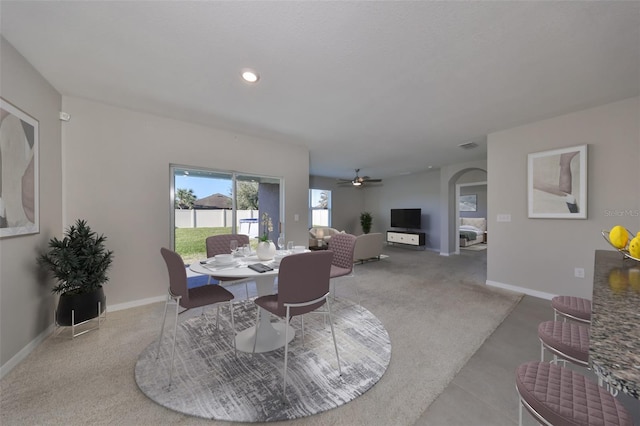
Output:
top-left (56, 287), bottom-right (106, 326)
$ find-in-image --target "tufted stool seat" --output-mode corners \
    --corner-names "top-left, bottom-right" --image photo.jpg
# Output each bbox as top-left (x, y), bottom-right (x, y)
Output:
top-left (515, 361), bottom-right (631, 426)
top-left (552, 296), bottom-right (591, 324)
top-left (538, 320), bottom-right (589, 367)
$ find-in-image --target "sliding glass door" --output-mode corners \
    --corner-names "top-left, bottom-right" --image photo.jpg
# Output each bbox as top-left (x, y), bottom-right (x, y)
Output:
top-left (170, 165), bottom-right (281, 264)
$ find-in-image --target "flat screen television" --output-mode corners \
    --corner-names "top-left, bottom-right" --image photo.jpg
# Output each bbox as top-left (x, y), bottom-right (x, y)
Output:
top-left (390, 208), bottom-right (421, 229)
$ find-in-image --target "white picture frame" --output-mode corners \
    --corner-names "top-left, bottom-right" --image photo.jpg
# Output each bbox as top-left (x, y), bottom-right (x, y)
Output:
top-left (528, 144), bottom-right (587, 219)
top-left (0, 98), bottom-right (39, 238)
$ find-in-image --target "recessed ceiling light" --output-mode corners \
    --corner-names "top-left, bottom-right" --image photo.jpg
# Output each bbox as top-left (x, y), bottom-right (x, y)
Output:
top-left (241, 68), bottom-right (260, 83)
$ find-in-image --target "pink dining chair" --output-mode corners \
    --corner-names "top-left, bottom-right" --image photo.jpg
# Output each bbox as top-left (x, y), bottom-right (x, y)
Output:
top-left (328, 233), bottom-right (359, 306)
top-left (206, 234), bottom-right (252, 299)
top-left (156, 247), bottom-right (235, 388)
top-left (251, 251), bottom-right (341, 398)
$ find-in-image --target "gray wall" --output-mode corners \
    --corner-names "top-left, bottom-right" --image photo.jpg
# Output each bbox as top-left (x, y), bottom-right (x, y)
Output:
top-left (61, 96), bottom-right (311, 308)
top-left (363, 170), bottom-right (442, 250)
top-left (0, 41), bottom-right (311, 372)
top-left (487, 96), bottom-right (640, 299)
top-left (0, 37), bottom-right (62, 371)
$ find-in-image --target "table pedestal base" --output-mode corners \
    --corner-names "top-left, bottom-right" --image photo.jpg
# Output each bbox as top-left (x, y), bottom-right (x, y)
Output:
top-left (235, 321), bottom-right (295, 353)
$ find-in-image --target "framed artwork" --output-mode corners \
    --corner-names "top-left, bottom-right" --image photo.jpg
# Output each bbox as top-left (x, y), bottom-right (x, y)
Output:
top-left (0, 98), bottom-right (39, 238)
top-left (459, 194), bottom-right (477, 212)
top-left (528, 144), bottom-right (587, 219)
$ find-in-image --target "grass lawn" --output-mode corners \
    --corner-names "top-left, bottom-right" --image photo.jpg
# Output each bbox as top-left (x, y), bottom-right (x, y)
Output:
top-left (175, 227), bottom-right (232, 265)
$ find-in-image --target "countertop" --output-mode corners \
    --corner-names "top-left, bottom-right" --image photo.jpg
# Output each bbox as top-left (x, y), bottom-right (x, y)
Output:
top-left (590, 250), bottom-right (640, 399)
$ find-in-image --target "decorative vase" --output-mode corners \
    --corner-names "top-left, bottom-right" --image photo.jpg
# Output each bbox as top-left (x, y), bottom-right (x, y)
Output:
top-left (256, 241), bottom-right (276, 260)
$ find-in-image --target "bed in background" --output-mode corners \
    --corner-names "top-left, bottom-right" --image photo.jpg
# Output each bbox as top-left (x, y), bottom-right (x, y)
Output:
top-left (459, 217), bottom-right (486, 247)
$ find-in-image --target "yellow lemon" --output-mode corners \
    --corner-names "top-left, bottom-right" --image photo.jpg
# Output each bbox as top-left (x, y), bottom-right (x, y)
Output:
top-left (609, 225), bottom-right (629, 249)
top-left (629, 236), bottom-right (640, 259)
top-left (608, 268), bottom-right (629, 293)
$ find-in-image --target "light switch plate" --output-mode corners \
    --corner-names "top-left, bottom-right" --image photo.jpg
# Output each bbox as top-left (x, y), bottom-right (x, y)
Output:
top-left (497, 214), bottom-right (511, 222)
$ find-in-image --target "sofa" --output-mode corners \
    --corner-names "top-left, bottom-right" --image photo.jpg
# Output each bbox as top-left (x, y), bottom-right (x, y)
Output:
top-left (308, 227), bottom-right (343, 248)
top-left (353, 233), bottom-right (384, 263)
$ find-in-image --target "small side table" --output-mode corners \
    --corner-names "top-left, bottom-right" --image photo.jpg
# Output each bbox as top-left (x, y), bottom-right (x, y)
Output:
top-left (483, 231), bottom-right (487, 244)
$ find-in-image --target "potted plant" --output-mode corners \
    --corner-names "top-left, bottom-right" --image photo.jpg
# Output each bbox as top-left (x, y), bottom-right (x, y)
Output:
top-left (256, 212), bottom-right (276, 260)
top-left (360, 211), bottom-right (373, 234)
top-left (39, 219), bottom-right (114, 327)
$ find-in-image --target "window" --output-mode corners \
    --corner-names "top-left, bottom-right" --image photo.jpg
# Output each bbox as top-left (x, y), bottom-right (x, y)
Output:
top-left (309, 189), bottom-right (331, 227)
top-left (171, 165), bottom-right (281, 265)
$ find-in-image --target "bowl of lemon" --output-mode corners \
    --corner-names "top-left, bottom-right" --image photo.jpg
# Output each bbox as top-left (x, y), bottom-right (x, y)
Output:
top-left (602, 225), bottom-right (640, 262)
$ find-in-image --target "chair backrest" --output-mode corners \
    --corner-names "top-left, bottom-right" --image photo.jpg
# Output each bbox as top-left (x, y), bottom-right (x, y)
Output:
top-left (328, 233), bottom-right (357, 271)
top-left (206, 234), bottom-right (250, 257)
top-left (277, 251), bottom-right (334, 316)
top-left (160, 247), bottom-right (189, 305)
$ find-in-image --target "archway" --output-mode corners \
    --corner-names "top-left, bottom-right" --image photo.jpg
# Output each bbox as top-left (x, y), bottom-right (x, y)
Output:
top-left (438, 160), bottom-right (487, 255)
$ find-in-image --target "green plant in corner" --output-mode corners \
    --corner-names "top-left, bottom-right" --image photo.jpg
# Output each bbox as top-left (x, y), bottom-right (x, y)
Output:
top-left (39, 219), bottom-right (114, 295)
top-left (360, 211), bottom-right (373, 234)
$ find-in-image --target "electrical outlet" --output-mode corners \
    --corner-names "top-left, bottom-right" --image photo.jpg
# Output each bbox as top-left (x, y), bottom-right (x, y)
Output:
top-left (574, 268), bottom-right (585, 278)
top-left (294, 214), bottom-right (299, 222)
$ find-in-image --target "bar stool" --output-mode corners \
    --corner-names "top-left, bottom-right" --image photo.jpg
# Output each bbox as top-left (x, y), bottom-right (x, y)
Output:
top-left (538, 320), bottom-right (589, 367)
top-left (551, 295), bottom-right (591, 323)
top-left (516, 361), bottom-right (632, 426)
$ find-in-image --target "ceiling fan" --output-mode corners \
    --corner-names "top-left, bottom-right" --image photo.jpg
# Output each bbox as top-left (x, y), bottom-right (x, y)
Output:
top-left (337, 169), bottom-right (382, 187)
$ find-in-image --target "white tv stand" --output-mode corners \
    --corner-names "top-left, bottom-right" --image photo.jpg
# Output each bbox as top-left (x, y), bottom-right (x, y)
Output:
top-left (387, 230), bottom-right (426, 249)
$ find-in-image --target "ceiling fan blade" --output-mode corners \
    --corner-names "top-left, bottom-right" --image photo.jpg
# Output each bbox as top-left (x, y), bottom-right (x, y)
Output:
top-left (363, 178), bottom-right (382, 182)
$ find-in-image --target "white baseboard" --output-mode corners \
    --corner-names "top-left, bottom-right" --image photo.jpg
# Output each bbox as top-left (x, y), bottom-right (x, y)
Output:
top-left (107, 295), bottom-right (166, 312)
top-left (1, 295), bottom-right (166, 379)
top-left (1, 324), bottom-right (55, 380)
top-left (485, 280), bottom-right (555, 300)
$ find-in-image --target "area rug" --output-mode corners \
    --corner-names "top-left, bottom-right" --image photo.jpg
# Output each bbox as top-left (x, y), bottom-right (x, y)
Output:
top-left (134, 298), bottom-right (391, 422)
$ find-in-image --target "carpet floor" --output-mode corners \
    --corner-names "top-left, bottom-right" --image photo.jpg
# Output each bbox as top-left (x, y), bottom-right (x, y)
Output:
top-left (460, 244), bottom-right (487, 251)
top-left (135, 299), bottom-right (391, 422)
top-left (1, 247), bottom-right (521, 425)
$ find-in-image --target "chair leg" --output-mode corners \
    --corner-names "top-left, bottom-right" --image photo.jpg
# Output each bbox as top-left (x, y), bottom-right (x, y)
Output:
top-left (155, 295), bottom-right (170, 360)
top-left (518, 397), bottom-right (523, 426)
top-left (252, 306), bottom-right (261, 354)
top-left (540, 342), bottom-right (545, 362)
top-left (168, 298), bottom-right (180, 388)
top-left (283, 307), bottom-right (291, 398)
top-left (325, 297), bottom-right (342, 376)
top-left (229, 301), bottom-right (236, 356)
top-left (216, 305), bottom-right (221, 330)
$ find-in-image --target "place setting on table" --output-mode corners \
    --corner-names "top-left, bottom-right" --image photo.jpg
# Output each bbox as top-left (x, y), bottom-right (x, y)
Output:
top-left (191, 239), bottom-right (307, 276)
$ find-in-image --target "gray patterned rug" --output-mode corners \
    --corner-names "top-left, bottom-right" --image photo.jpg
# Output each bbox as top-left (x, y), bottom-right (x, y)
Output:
top-left (134, 298), bottom-right (391, 422)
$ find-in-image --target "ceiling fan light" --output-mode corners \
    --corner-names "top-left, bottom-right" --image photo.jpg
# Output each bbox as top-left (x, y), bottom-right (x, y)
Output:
top-left (352, 181), bottom-right (362, 186)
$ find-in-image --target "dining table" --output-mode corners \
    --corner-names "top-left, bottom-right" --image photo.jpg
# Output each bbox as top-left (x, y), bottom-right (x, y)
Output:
top-left (590, 250), bottom-right (640, 399)
top-left (189, 251), bottom-right (295, 354)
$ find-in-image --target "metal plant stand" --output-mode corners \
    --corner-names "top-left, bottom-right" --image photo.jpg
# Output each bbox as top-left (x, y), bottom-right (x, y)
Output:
top-left (54, 302), bottom-right (106, 339)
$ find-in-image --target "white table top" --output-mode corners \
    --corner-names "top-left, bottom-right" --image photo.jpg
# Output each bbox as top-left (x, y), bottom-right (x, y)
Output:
top-left (189, 254), bottom-right (280, 278)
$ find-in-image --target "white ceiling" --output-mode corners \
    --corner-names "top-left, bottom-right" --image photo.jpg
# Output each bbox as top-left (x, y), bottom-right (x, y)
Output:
top-left (1, 1), bottom-right (638, 181)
